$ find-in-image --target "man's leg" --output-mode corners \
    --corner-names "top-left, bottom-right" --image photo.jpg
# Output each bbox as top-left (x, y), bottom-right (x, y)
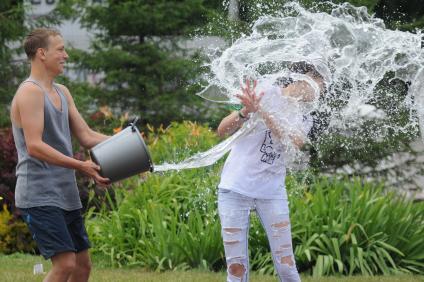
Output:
top-left (43, 251), bottom-right (76, 282)
top-left (66, 209), bottom-right (92, 282)
top-left (19, 207), bottom-right (78, 281)
top-left (68, 249), bottom-right (92, 282)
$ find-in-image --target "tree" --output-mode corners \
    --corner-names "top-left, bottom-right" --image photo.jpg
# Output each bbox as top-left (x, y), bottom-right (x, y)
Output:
top-left (53, 0), bottom-right (226, 127)
top-left (375, 0), bottom-right (424, 31)
top-left (0, 0), bottom-right (26, 128)
top-left (201, 1), bottom-right (424, 188)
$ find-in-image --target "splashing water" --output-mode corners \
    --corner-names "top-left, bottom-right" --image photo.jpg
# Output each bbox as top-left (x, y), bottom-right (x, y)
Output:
top-left (154, 2), bottom-right (424, 173)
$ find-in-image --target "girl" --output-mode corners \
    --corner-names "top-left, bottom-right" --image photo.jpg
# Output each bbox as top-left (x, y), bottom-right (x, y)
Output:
top-left (216, 64), bottom-right (324, 282)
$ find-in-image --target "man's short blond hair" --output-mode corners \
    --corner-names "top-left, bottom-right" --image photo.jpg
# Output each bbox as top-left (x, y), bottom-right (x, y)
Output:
top-left (23, 28), bottom-right (62, 60)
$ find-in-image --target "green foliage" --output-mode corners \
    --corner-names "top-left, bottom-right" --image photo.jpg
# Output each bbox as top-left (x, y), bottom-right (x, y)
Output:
top-left (87, 172), bottom-right (424, 275)
top-left (87, 168), bottom-right (223, 270)
top-left (145, 121), bottom-right (220, 164)
top-left (52, 0), bottom-right (225, 127)
top-left (374, 0), bottom-right (424, 31)
top-left (85, 122), bottom-right (424, 276)
top-left (85, 121), bottom-right (223, 269)
top-left (290, 177), bottom-right (424, 276)
top-left (310, 71), bottom-right (419, 175)
top-left (0, 206), bottom-right (36, 254)
top-left (0, 0), bottom-right (27, 127)
top-left (322, 0), bottom-right (379, 11)
top-left (0, 129), bottom-right (18, 212)
top-left (228, 0), bottom-right (423, 33)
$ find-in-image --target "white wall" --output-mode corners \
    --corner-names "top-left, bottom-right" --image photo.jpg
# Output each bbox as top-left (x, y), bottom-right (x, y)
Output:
top-left (26, 0), bottom-right (98, 50)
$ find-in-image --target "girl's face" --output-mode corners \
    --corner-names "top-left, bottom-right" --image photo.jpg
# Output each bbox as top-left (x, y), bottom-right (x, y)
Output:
top-left (283, 73), bottom-right (323, 103)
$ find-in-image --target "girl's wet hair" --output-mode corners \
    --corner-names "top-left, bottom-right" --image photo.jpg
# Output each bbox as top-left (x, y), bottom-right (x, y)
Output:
top-left (274, 76), bottom-right (294, 87)
top-left (274, 61), bottom-right (325, 87)
top-left (288, 61), bottom-right (324, 80)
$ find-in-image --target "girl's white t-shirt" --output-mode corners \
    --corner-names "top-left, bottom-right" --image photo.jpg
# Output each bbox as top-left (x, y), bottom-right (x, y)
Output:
top-left (218, 85), bottom-right (312, 199)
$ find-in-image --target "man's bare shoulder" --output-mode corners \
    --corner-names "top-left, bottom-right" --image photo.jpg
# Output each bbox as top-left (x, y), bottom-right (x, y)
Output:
top-left (15, 82), bottom-right (44, 104)
top-left (55, 83), bottom-right (71, 97)
top-left (55, 83), bottom-right (76, 104)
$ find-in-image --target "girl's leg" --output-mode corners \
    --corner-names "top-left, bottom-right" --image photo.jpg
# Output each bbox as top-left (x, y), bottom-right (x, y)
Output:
top-left (218, 189), bottom-right (253, 282)
top-left (255, 198), bottom-right (301, 282)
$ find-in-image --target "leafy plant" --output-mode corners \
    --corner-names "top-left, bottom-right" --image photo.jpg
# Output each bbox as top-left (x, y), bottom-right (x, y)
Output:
top-left (0, 129), bottom-right (18, 214)
top-left (86, 168), bottom-right (224, 270)
top-left (0, 205), bottom-right (36, 254)
top-left (84, 122), bottom-right (424, 276)
top-left (145, 121), bottom-right (220, 164)
top-left (290, 177), bottom-right (424, 276)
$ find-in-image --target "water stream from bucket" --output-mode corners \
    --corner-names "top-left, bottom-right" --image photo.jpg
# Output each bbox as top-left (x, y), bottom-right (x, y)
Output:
top-left (154, 2), bottom-right (424, 172)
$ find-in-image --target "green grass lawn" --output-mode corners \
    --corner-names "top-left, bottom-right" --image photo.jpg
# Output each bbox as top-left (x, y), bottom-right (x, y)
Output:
top-left (0, 254), bottom-right (422, 282)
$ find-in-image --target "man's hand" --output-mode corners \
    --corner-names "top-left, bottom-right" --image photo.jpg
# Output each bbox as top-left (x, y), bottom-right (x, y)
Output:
top-left (79, 160), bottom-right (111, 187)
top-left (236, 79), bottom-right (264, 115)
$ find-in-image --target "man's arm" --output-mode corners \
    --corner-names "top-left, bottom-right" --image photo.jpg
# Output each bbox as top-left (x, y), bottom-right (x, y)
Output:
top-left (57, 84), bottom-right (109, 149)
top-left (16, 84), bottom-right (109, 185)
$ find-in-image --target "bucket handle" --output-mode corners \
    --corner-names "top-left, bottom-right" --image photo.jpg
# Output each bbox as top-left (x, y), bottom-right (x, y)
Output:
top-left (130, 117), bottom-right (139, 132)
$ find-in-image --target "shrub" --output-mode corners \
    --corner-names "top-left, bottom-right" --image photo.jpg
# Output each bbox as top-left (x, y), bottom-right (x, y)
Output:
top-left (86, 121), bottom-right (224, 269)
top-left (0, 205), bottom-right (36, 254)
top-left (85, 122), bottom-right (424, 276)
top-left (87, 168), bottom-right (223, 270)
top-left (0, 128), bottom-right (18, 213)
top-left (87, 174), bottom-right (424, 276)
top-left (289, 177), bottom-right (424, 276)
top-left (145, 120), bottom-right (220, 164)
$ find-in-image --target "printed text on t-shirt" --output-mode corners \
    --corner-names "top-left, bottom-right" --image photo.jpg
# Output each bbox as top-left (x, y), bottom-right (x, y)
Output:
top-left (260, 130), bottom-right (281, 165)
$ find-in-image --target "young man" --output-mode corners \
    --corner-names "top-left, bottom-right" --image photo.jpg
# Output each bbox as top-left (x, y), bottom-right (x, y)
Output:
top-left (216, 64), bottom-right (325, 282)
top-left (10, 28), bottom-right (110, 282)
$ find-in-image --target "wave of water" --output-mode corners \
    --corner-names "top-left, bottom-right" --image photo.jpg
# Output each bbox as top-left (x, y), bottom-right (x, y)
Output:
top-left (155, 2), bottom-right (424, 172)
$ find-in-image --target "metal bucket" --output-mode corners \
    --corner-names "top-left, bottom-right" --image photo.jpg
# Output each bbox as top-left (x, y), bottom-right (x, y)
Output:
top-left (89, 122), bottom-right (153, 182)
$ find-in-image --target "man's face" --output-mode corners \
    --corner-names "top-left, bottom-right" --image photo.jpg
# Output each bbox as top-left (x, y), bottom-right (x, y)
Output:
top-left (40, 35), bottom-right (68, 75)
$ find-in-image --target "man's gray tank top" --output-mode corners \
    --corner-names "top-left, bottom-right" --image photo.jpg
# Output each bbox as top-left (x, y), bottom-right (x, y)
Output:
top-left (12, 78), bottom-right (82, 210)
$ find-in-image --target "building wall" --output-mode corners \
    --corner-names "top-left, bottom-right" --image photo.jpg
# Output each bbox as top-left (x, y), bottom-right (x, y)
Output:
top-left (26, 0), bottom-right (226, 81)
top-left (27, 0), bottom-right (97, 51)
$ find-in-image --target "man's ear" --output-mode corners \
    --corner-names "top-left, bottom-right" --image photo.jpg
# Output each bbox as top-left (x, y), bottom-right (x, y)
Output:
top-left (36, 48), bottom-right (46, 61)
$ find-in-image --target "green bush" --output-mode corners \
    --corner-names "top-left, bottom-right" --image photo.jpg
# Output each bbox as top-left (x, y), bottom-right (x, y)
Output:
top-left (86, 122), bottom-right (424, 276)
top-left (87, 121), bottom-right (223, 269)
top-left (271, 177), bottom-right (424, 276)
top-left (0, 129), bottom-right (18, 213)
top-left (145, 120), bottom-right (220, 164)
top-left (86, 172), bottom-right (424, 276)
top-left (0, 206), bottom-right (36, 254)
top-left (87, 168), bottom-right (223, 270)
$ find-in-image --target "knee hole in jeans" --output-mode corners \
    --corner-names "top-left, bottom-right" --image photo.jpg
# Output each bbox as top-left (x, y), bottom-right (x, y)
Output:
top-left (271, 221), bottom-right (290, 237)
top-left (271, 221), bottom-right (290, 229)
top-left (280, 255), bottom-right (295, 267)
top-left (223, 227), bottom-right (242, 234)
top-left (224, 240), bottom-right (240, 245)
top-left (228, 263), bottom-right (245, 278)
top-left (275, 244), bottom-right (291, 253)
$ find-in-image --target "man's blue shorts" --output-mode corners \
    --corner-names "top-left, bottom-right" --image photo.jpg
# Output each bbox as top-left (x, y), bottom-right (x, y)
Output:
top-left (19, 206), bottom-right (91, 259)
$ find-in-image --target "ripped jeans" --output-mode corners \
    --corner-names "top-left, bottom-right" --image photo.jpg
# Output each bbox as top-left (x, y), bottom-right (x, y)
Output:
top-left (218, 189), bottom-right (301, 282)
